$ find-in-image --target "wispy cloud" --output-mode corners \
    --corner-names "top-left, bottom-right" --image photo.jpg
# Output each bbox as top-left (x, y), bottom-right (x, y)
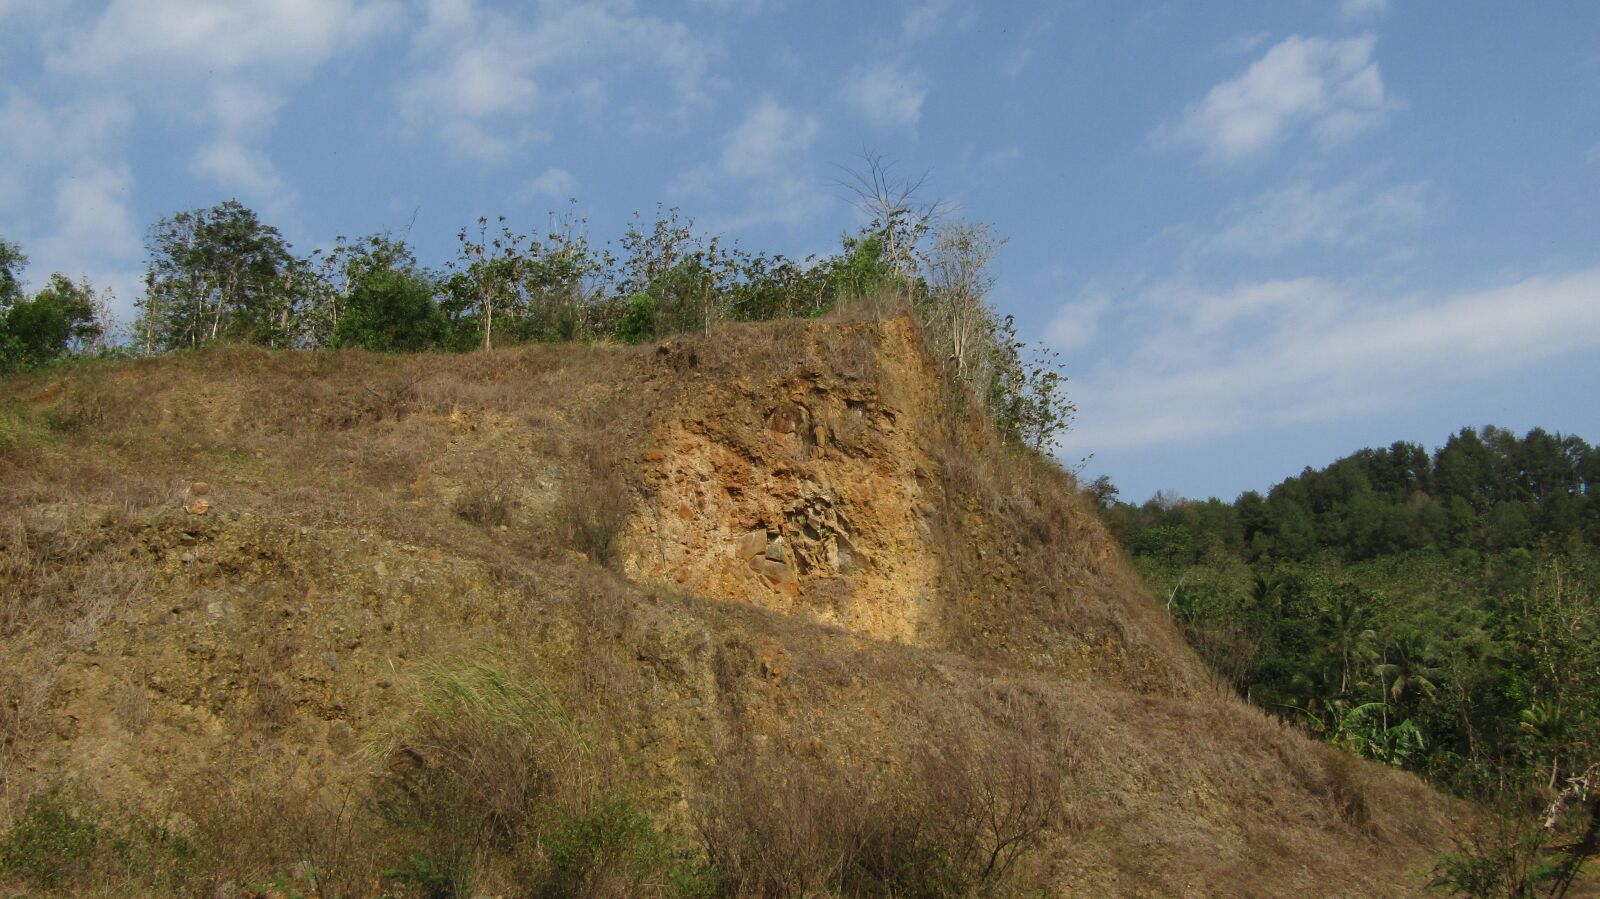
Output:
top-left (401, 0), bottom-right (715, 162)
top-left (1199, 179), bottom-right (1426, 256)
top-left (902, 0), bottom-right (971, 41)
top-left (1058, 269), bottom-right (1600, 451)
top-left (675, 96), bottom-right (829, 231)
top-left (1161, 34), bottom-right (1396, 164)
top-left (842, 63), bottom-right (926, 127)
top-left (1338, 0), bottom-right (1389, 23)
top-left (0, 91), bottom-right (142, 317)
top-left (1045, 294), bottom-right (1109, 352)
top-left (47, 0), bottom-right (402, 211)
top-left (524, 167), bottom-right (578, 202)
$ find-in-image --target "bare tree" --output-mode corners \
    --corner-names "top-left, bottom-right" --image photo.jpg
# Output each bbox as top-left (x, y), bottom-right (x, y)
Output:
top-left (922, 220), bottom-right (1005, 383)
top-left (834, 150), bottom-right (943, 279)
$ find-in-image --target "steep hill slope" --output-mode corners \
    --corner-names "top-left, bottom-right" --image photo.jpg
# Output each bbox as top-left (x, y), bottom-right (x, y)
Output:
top-left (0, 316), bottom-right (1459, 896)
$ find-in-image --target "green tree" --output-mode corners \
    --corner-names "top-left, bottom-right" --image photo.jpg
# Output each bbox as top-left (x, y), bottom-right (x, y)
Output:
top-left (0, 237), bottom-right (25, 307)
top-left (137, 200), bottom-right (297, 351)
top-left (0, 273), bottom-right (107, 372)
top-left (332, 268), bottom-right (446, 352)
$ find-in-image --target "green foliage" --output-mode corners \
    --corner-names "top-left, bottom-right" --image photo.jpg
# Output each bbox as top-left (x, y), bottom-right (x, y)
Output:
top-left (616, 292), bottom-right (658, 344)
top-left (0, 789), bottom-right (100, 889)
top-left (0, 237), bottom-right (25, 307)
top-left (383, 854), bottom-right (459, 899)
top-left (538, 796), bottom-right (718, 898)
top-left (0, 239), bottom-right (108, 373)
top-left (138, 199), bottom-right (297, 351)
top-left (332, 268), bottom-right (446, 352)
top-left (90, 184), bottom-right (1076, 458)
top-left (1429, 822), bottom-right (1562, 898)
top-left (1107, 426), bottom-right (1600, 808)
top-left (827, 232), bottom-right (900, 300)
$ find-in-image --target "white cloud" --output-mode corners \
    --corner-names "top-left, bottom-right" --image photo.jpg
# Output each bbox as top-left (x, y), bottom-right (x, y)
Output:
top-left (1219, 31), bottom-right (1271, 56)
top-left (719, 96), bottom-right (820, 178)
top-left (524, 167), bottom-right (578, 201)
top-left (1164, 34), bottom-right (1395, 164)
top-left (1058, 270), bottom-right (1600, 451)
top-left (0, 91), bottom-right (142, 318)
top-left (401, 0), bottom-right (714, 162)
top-left (45, 0), bottom-right (403, 216)
top-left (1046, 295), bottom-right (1108, 351)
top-left (842, 64), bottom-right (926, 128)
top-left (0, 91), bottom-right (133, 171)
top-left (982, 146), bottom-right (1023, 168)
top-left (902, 0), bottom-right (954, 41)
top-left (1202, 179), bottom-right (1426, 256)
top-left (687, 0), bottom-right (777, 13)
top-left (675, 96), bottom-right (828, 230)
top-left (35, 165), bottom-right (140, 265)
top-left (191, 139), bottom-right (295, 215)
top-left (26, 163), bottom-right (144, 322)
top-left (49, 0), bottom-right (402, 79)
top-left (1338, 0), bottom-right (1389, 23)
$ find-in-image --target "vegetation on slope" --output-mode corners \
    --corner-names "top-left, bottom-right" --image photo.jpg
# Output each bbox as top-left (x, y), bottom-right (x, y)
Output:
top-left (0, 157), bottom-right (1072, 460)
top-left (1099, 427), bottom-right (1600, 894)
top-left (0, 318), bottom-right (1458, 896)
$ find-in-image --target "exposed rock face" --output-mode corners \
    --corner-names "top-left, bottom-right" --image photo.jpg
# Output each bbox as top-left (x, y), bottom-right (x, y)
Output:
top-left (626, 318), bottom-right (945, 644)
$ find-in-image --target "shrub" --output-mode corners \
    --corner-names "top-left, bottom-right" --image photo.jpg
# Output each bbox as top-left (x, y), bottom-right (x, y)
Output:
top-left (452, 481), bottom-right (518, 528)
top-left (616, 292), bottom-right (658, 344)
top-left (380, 661), bottom-right (585, 848)
top-left (0, 788), bottom-right (100, 889)
top-left (333, 269), bottom-right (447, 352)
top-left (554, 463), bottom-right (631, 566)
top-left (538, 796), bottom-right (717, 898)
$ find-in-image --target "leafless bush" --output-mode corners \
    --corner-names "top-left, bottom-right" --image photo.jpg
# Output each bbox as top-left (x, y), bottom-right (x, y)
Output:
top-left (554, 462), bottom-right (632, 566)
top-left (453, 480), bottom-right (519, 528)
top-left (699, 732), bottom-right (1063, 897)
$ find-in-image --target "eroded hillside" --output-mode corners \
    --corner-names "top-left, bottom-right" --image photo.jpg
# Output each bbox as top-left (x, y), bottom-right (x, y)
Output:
top-left (0, 317), bottom-right (1459, 896)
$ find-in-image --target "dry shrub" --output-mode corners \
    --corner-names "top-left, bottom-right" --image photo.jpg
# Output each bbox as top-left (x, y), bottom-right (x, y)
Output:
top-left (817, 326), bottom-right (881, 385)
top-left (0, 514), bottom-right (140, 640)
top-left (453, 480), bottom-right (519, 529)
top-left (166, 768), bottom-right (392, 899)
top-left (240, 630), bottom-right (299, 733)
top-left (699, 731), bottom-right (1064, 898)
top-left (554, 462), bottom-right (631, 566)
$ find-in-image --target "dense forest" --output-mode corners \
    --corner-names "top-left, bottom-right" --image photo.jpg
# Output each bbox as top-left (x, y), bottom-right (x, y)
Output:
top-left (1099, 428), bottom-right (1600, 888)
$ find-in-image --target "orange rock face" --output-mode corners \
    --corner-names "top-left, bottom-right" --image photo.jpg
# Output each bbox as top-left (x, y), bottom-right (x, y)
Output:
top-left (624, 318), bottom-right (945, 644)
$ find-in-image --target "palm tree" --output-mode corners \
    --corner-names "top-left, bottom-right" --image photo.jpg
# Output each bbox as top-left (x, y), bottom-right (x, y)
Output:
top-left (1520, 700), bottom-right (1572, 790)
top-left (1374, 632), bottom-right (1442, 728)
top-left (1322, 596), bottom-right (1376, 697)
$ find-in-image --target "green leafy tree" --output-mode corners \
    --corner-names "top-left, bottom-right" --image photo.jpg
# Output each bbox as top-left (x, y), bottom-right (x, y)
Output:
top-left (332, 268), bottom-right (446, 352)
top-left (0, 270), bottom-right (108, 372)
top-left (137, 200), bottom-right (297, 351)
top-left (0, 237), bottom-right (25, 307)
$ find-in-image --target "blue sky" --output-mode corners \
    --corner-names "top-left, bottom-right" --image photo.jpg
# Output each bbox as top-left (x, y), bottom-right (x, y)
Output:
top-left (2, 0), bottom-right (1597, 502)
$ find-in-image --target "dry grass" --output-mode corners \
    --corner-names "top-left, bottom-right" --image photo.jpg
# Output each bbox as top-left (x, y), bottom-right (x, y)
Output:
top-left (0, 324), bottom-right (1467, 897)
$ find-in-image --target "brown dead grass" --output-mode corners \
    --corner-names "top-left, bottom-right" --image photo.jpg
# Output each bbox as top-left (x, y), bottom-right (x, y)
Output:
top-left (0, 322), bottom-right (1467, 897)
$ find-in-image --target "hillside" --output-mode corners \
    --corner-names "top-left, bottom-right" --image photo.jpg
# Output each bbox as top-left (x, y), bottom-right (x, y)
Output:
top-left (0, 316), bottom-right (1459, 896)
